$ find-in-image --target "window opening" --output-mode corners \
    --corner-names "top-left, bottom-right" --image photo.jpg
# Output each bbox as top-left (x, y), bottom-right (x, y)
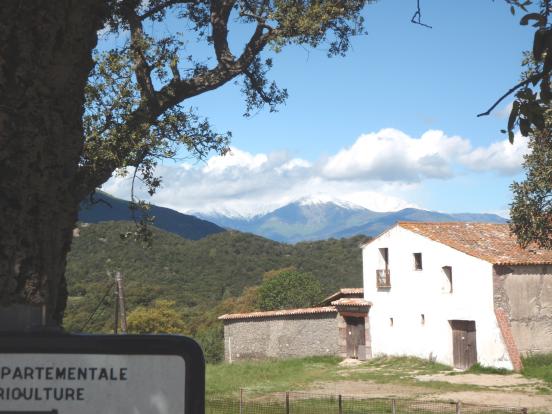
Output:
top-left (379, 248), bottom-right (389, 269)
top-left (443, 266), bottom-right (453, 293)
top-left (413, 253), bottom-right (423, 270)
top-left (377, 248), bottom-right (391, 288)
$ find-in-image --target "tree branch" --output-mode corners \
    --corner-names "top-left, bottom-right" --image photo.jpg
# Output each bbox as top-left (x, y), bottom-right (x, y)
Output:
top-left (411, 0), bottom-right (432, 29)
top-left (125, 6), bottom-right (158, 107)
top-left (77, 2), bottom-right (276, 196)
top-left (477, 72), bottom-right (544, 117)
top-left (155, 23), bottom-right (272, 111)
top-left (139, 0), bottom-right (185, 20)
top-left (244, 69), bottom-right (272, 103)
top-left (210, 0), bottom-right (236, 65)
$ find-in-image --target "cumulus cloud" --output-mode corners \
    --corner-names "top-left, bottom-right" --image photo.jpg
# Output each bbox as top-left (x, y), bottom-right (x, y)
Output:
top-left (101, 128), bottom-right (529, 217)
top-left (322, 128), bottom-right (528, 181)
top-left (202, 147), bottom-right (269, 174)
top-left (459, 132), bottom-right (528, 175)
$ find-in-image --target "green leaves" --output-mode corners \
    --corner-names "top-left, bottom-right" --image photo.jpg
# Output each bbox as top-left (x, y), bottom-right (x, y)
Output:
top-left (82, 0), bottom-right (371, 199)
top-left (127, 299), bottom-right (189, 334)
top-left (520, 12), bottom-right (545, 26)
top-left (510, 110), bottom-right (552, 248)
top-left (258, 269), bottom-right (323, 311)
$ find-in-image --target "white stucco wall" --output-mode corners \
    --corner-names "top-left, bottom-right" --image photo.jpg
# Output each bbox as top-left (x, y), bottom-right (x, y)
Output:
top-left (362, 225), bottom-right (513, 370)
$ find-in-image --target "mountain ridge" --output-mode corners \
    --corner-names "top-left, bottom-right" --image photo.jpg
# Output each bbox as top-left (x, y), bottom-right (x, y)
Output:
top-left (196, 199), bottom-right (507, 243)
top-left (79, 191), bottom-right (225, 240)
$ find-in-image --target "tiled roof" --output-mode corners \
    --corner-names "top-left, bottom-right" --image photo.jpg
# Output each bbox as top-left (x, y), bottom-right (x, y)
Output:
top-left (331, 298), bottom-right (372, 307)
top-left (319, 288), bottom-right (364, 306)
top-left (398, 222), bottom-right (552, 265)
top-left (218, 306), bottom-right (337, 321)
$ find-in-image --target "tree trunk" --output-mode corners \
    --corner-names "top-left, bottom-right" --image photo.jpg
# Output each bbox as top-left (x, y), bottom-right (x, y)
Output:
top-left (0, 1), bottom-right (104, 326)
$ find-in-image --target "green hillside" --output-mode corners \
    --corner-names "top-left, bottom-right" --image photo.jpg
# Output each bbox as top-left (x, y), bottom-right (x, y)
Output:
top-left (64, 221), bottom-right (367, 338)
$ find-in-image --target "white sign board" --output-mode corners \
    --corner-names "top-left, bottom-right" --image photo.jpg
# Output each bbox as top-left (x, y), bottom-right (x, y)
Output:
top-left (0, 335), bottom-right (204, 414)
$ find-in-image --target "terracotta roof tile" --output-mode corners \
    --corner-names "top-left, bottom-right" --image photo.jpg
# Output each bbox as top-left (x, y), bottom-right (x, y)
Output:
top-left (319, 288), bottom-right (364, 306)
top-left (398, 222), bottom-right (552, 265)
top-left (218, 306), bottom-right (337, 321)
top-left (330, 298), bottom-right (372, 307)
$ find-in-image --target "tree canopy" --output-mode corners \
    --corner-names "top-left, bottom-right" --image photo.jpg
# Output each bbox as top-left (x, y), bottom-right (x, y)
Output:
top-left (258, 268), bottom-right (323, 310)
top-left (83, 0), bottom-right (370, 200)
top-left (487, 1), bottom-right (552, 247)
top-left (0, 0), bottom-right (373, 324)
top-left (127, 299), bottom-right (188, 334)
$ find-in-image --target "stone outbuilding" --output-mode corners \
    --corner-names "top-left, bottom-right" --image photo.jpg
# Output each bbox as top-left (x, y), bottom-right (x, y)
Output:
top-left (219, 289), bottom-right (371, 362)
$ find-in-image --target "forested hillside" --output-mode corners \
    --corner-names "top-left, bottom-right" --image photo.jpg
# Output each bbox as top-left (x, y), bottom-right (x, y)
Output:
top-left (80, 191), bottom-right (225, 240)
top-left (64, 221), bottom-right (367, 360)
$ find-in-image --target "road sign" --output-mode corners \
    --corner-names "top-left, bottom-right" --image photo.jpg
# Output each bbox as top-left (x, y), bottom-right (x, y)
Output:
top-left (0, 334), bottom-right (204, 414)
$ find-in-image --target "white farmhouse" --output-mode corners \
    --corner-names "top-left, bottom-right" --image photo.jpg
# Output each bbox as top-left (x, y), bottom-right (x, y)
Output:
top-left (362, 222), bottom-right (552, 371)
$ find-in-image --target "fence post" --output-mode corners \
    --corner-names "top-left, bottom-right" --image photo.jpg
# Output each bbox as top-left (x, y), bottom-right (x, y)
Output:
top-left (338, 394), bottom-right (342, 414)
top-left (456, 400), bottom-right (462, 414)
top-left (391, 399), bottom-right (396, 414)
top-left (239, 388), bottom-right (243, 414)
top-left (285, 392), bottom-right (290, 414)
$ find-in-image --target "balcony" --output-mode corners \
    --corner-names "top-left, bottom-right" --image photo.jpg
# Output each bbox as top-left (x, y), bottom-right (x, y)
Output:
top-left (376, 269), bottom-right (391, 288)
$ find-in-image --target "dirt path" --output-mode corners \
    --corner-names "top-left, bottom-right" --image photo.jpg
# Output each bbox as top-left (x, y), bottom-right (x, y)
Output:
top-left (415, 373), bottom-right (543, 387)
top-left (425, 391), bottom-right (552, 412)
top-left (306, 379), bottom-right (552, 412)
top-left (308, 380), bottom-right (431, 398)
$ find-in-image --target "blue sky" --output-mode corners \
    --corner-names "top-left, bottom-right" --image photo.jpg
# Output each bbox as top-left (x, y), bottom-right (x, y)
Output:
top-left (103, 1), bottom-right (534, 218)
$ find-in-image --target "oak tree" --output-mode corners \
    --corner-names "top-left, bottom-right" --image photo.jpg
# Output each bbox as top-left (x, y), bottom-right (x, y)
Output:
top-left (258, 269), bottom-right (322, 310)
top-left (480, 1), bottom-right (552, 247)
top-left (0, 0), bottom-right (370, 326)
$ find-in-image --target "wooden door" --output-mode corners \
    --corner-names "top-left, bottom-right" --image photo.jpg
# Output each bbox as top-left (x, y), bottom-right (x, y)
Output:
top-left (345, 317), bottom-right (365, 359)
top-left (450, 320), bottom-right (477, 369)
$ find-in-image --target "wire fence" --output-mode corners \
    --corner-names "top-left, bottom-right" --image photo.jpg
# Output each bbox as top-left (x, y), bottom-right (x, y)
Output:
top-left (206, 390), bottom-right (528, 414)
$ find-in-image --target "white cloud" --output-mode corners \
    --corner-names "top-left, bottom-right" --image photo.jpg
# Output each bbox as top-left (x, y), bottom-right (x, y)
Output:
top-left (322, 128), bottom-right (528, 181)
top-left (102, 128), bottom-right (529, 217)
top-left (202, 147), bottom-right (268, 173)
top-left (459, 133), bottom-right (528, 175)
top-left (276, 158), bottom-right (312, 173)
top-left (322, 129), bottom-right (470, 182)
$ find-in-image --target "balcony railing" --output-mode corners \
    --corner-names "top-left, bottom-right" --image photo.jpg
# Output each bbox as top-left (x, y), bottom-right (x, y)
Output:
top-left (376, 269), bottom-right (391, 288)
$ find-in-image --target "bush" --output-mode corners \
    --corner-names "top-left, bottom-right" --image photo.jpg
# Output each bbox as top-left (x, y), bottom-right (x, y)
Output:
top-left (522, 353), bottom-right (552, 382)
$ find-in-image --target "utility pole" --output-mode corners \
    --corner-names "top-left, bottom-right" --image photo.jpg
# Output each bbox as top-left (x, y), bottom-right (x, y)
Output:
top-left (113, 280), bottom-right (119, 334)
top-left (115, 272), bottom-right (127, 334)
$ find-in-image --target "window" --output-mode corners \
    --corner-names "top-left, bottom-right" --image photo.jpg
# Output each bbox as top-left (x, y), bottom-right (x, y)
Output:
top-left (413, 253), bottom-right (423, 270)
top-left (421, 314), bottom-right (425, 325)
top-left (379, 248), bottom-right (389, 269)
top-left (376, 248), bottom-right (391, 288)
top-left (442, 266), bottom-right (453, 293)
top-left (390, 317), bottom-right (394, 327)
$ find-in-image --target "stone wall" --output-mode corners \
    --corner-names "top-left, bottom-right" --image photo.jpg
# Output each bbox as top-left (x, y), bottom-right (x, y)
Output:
top-left (494, 265), bottom-right (552, 355)
top-left (223, 313), bottom-right (339, 362)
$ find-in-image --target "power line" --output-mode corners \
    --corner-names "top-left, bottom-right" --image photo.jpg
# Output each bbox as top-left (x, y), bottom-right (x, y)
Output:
top-left (79, 282), bottom-right (115, 332)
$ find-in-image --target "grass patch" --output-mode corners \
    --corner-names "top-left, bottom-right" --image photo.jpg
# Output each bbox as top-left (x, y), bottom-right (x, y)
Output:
top-left (467, 363), bottom-right (512, 375)
top-left (206, 355), bottom-right (481, 397)
top-left (360, 356), bottom-right (450, 373)
top-left (206, 356), bottom-right (341, 396)
top-left (522, 353), bottom-right (552, 383)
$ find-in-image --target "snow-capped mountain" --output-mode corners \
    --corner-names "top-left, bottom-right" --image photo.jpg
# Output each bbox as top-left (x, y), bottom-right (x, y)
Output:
top-left (195, 197), bottom-right (507, 243)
